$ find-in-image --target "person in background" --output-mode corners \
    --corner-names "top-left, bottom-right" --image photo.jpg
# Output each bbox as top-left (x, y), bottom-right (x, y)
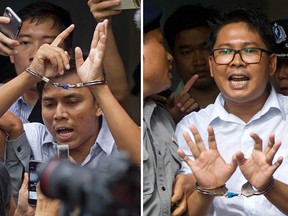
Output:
top-left (143, 2), bottom-right (184, 215)
top-left (272, 19), bottom-right (288, 95)
top-left (5, 2), bottom-right (73, 124)
top-left (176, 7), bottom-right (288, 215)
top-left (164, 5), bottom-right (219, 110)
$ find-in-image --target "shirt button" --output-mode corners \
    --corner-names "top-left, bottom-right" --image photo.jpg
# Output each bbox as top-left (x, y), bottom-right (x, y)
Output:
top-left (17, 147), bottom-right (22, 152)
top-left (162, 186), bottom-right (166, 191)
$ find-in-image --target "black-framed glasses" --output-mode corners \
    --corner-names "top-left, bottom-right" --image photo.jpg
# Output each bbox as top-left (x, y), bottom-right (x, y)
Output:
top-left (211, 48), bottom-right (270, 65)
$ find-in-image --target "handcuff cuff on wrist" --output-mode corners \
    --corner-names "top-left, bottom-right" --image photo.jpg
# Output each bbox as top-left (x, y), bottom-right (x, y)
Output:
top-left (25, 67), bottom-right (107, 90)
top-left (195, 178), bottom-right (274, 198)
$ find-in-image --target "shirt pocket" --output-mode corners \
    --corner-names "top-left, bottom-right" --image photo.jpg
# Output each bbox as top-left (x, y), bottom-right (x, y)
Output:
top-left (143, 147), bottom-right (155, 196)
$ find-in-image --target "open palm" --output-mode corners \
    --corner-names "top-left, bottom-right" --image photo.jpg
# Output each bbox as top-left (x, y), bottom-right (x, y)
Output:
top-left (179, 125), bottom-right (238, 189)
top-left (234, 132), bottom-right (283, 190)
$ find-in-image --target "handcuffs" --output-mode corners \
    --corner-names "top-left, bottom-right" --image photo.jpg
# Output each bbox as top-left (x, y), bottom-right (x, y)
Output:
top-left (195, 178), bottom-right (274, 198)
top-left (25, 67), bottom-right (107, 89)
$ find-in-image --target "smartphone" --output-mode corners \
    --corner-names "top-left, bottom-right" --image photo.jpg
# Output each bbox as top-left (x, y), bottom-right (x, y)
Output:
top-left (28, 160), bottom-right (46, 206)
top-left (0, 7), bottom-right (22, 39)
top-left (108, 0), bottom-right (140, 10)
top-left (57, 144), bottom-right (69, 159)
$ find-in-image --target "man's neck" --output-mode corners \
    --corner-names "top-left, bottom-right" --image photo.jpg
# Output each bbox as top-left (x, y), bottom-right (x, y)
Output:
top-left (224, 91), bottom-right (270, 123)
top-left (69, 127), bottom-right (101, 165)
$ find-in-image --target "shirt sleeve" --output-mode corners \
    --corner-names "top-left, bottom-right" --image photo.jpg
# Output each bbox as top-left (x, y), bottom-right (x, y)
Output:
top-left (4, 132), bottom-right (31, 203)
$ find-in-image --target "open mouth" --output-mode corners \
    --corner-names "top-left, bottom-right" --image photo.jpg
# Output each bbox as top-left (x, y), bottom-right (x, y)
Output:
top-left (56, 127), bottom-right (74, 140)
top-left (228, 75), bottom-right (250, 85)
top-left (279, 87), bottom-right (288, 93)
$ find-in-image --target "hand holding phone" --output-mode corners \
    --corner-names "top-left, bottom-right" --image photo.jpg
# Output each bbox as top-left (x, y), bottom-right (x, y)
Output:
top-left (106, 0), bottom-right (140, 10)
top-left (0, 7), bottom-right (22, 39)
top-left (0, 7), bottom-right (21, 55)
top-left (28, 160), bottom-right (46, 206)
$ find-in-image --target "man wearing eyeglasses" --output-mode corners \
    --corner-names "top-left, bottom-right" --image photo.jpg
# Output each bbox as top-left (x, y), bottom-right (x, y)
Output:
top-left (174, 7), bottom-right (288, 216)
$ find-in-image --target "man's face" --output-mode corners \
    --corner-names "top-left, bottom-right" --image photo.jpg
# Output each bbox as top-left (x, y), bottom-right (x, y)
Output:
top-left (274, 59), bottom-right (288, 95)
top-left (143, 28), bottom-right (173, 97)
top-left (209, 22), bottom-right (276, 104)
top-left (41, 73), bottom-right (102, 152)
top-left (10, 18), bottom-right (61, 76)
top-left (173, 26), bottom-right (213, 89)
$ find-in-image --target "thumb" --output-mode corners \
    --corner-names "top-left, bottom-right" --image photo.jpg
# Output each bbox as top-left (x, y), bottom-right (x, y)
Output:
top-left (75, 47), bottom-right (84, 71)
top-left (20, 172), bottom-right (29, 192)
top-left (234, 151), bottom-right (246, 166)
top-left (171, 180), bottom-right (183, 204)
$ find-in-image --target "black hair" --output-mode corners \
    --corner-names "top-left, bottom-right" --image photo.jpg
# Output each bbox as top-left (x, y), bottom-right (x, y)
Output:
top-left (36, 58), bottom-right (77, 98)
top-left (164, 4), bottom-right (218, 51)
top-left (36, 56), bottom-right (97, 104)
top-left (17, 1), bottom-right (73, 50)
top-left (0, 162), bottom-right (12, 216)
top-left (206, 7), bottom-right (275, 53)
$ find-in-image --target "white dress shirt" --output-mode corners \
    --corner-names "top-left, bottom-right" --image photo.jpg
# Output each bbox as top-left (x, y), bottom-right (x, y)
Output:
top-left (176, 86), bottom-right (288, 216)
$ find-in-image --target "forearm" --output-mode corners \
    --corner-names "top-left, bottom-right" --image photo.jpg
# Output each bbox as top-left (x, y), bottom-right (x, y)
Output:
top-left (90, 84), bottom-right (140, 165)
top-left (104, 25), bottom-right (131, 113)
top-left (186, 191), bottom-right (214, 216)
top-left (0, 111), bottom-right (24, 160)
top-left (264, 179), bottom-right (288, 214)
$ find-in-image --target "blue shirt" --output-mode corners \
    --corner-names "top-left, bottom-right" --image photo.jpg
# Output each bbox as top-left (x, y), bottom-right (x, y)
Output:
top-left (23, 117), bottom-right (116, 167)
top-left (5, 116), bottom-right (120, 202)
top-left (176, 86), bottom-right (288, 216)
top-left (8, 96), bottom-right (33, 123)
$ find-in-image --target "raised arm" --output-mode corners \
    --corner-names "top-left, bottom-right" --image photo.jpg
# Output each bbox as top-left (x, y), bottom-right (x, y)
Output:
top-left (0, 24), bottom-right (75, 117)
top-left (75, 20), bottom-right (140, 165)
top-left (87, 0), bottom-right (131, 113)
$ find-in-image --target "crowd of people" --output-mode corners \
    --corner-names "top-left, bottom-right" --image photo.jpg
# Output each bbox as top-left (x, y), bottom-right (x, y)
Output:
top-left (2, 0), bottom-right (288, 216)
top-left (0, 0), bottom-right (140, 215)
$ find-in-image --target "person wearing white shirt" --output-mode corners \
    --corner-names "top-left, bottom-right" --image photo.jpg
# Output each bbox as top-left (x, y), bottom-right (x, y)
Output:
top-left (175, 7), bottom-right (288, 216)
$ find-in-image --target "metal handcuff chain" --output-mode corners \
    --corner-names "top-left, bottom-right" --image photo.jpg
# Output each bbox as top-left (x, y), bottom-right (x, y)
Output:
top-left (25, 67), bottom-right (107, 89)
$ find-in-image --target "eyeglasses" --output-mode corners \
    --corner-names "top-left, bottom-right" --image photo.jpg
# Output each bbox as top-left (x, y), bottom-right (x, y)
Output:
top-left (211, 48), bottom-right (270, 65)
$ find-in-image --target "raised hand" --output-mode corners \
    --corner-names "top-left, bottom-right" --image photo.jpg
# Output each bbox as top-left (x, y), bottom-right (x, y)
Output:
top-left (75, 20), bottom-right (108, 83)
top-left (28, 24), bottom-right (75, 78)
top-left (166, 75), bottom-right (200, 123)
top-left (178, 125), bottom-right (238, 189)
top-left (234, 132), bottom-right (283, 191)
top-left (0, 16), bottom-right (19, 56)
top-left (87, 0), bottom-right (122, 22)
top-left (14, 173), bottom-right (35, 216)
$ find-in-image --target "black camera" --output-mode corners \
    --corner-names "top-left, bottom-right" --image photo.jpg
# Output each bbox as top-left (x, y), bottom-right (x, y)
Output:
top-left (40, 153), bottom-right (140, 216)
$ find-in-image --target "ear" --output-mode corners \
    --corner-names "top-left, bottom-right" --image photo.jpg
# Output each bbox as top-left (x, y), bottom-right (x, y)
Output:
top-left (269, 53), bottom-right (277, 76)
top-left (95, 103), bottom-right (102, 117)
top-left (209, 56), bottom-right (214, 77)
